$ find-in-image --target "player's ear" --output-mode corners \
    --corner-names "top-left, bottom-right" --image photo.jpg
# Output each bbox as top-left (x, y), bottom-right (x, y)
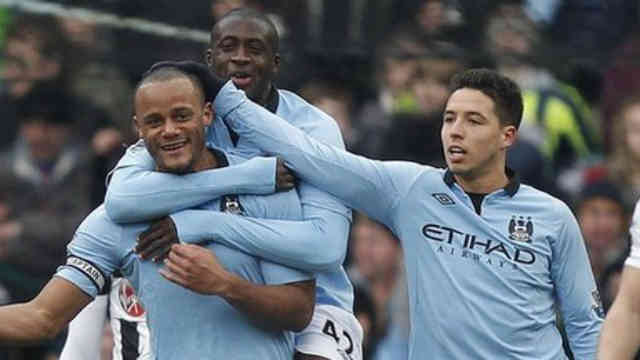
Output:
top-left (501, 125), bottom-right (517, 150)
top-left (273, 53), bottom-right (281, 76)
top-left (205, 49), bottom-right (214, 68)
top-left (203, 102), bottom-right (214, 126)
top-left (132, 115), bottom-right (143, 139)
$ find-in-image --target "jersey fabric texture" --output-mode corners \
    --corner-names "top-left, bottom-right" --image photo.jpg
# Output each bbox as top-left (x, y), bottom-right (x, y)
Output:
top-left (57, 152), bottom-right (311, 360)
top-left (215, 82), bottom-right (603, 360)
top-left (106, 86), bottom-right (353, 314)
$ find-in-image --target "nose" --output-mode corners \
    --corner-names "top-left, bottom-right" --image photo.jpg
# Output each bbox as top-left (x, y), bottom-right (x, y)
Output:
top-left (162, 120), bottom-right (180, 138)
top-left (445, 118), bottom-right (464, 139)
top-left (230, 46), bottom-right (250, 64)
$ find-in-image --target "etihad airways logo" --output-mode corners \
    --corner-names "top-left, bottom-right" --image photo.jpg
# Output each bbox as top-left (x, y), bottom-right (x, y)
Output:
top-left (421, 223), bottom-right (536, 265)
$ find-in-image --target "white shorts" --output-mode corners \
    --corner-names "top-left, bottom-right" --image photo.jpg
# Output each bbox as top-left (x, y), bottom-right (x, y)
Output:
top-left (295, 304), bottom-right (364, 360)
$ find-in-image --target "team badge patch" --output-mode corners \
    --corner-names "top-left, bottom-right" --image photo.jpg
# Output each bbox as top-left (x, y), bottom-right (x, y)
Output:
top-left (221, 195), bottom-right (245, 215)
top-left (508, 216), bottom-right (533, 243)
top-left (118, 279), bottom-right (145, 317)
top-left (432, 193), bottom-right (455, 206)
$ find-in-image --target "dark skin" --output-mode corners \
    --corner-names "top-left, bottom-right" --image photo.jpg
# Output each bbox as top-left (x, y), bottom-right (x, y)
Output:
top-left (206, 15), bottom-right (280, 106)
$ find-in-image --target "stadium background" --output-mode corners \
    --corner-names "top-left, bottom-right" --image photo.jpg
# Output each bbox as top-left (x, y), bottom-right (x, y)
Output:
top-left (0, 0), bottom-right (638, 359)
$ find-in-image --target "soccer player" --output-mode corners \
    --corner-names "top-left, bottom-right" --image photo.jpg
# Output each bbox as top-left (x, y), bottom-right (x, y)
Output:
top-left (0, 65), bottom-right (315, 359)
top-left (208, 68), bottom-right (603, 359)
top-left (106, 9), bottom-right (361, 360)
top-left (598, 200), bottom-right (640, 359)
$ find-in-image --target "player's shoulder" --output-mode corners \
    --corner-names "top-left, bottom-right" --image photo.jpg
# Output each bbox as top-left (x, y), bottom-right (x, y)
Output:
top-left (75, 205), bottom-right (125, 240)
top-left (277, 90), bottom-right (341, 132)
top-left (515, 184), bottom-right (572, 219)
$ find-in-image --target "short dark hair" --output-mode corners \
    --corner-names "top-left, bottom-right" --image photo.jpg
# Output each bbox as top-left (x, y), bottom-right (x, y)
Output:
top-left (449, 68), bottom-right (523, 128)
top-left (134, 66), bottom-right (207, 107)
top-left (17, 84), bottom-right (72, 125)
top-left (211, 8), bottom-right (279, 53)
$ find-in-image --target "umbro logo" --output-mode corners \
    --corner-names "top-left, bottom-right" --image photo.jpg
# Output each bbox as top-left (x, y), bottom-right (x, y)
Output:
top-left (432, 193), bottom-right (455, 206)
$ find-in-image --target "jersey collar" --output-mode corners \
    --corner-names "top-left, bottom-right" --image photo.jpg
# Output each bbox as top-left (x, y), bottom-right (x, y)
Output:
top-left (443, 167), bottom-right (520, 197)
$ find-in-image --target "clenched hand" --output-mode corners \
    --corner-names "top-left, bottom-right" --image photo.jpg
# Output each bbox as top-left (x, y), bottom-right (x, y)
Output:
top-left (136, 217), bottom-right (179, 262)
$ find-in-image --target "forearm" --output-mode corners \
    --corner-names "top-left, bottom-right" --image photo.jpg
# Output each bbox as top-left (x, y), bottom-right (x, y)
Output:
top-left (172, 210), bottom-right (349, 271)
top-left (106, 158), bottom-right (276, 223)
top-left (598, 299), bottom-right (640, 359)
top-left (0, 303), bottom-right (60, 344)
top-left (221, 277), bottom-right (315, 332)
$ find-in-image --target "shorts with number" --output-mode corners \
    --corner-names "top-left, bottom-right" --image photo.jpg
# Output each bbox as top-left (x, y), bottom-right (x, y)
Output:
top-left (295, 304), bottom-right (363, 360)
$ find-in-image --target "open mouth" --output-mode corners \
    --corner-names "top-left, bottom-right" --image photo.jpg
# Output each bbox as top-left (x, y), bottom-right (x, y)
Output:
top-left (230, 72), bottom-right (253, 88)
top-left (160, 140), bottom-right (188, 152)
top-left (447, 145), bottom-right (466, 161)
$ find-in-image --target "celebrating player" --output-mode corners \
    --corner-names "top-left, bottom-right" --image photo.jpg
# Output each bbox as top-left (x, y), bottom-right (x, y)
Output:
top-left (106, 9), bottom-right (361, 360)
top-left (210, 68), bottom-right (602, 359)
top-left (0, 65), bottom-right (315, 359)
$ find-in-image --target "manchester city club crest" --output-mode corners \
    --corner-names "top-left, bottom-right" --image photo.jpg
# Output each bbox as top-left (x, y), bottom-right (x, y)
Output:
top-left (508, 216), bottom-right (533, 243)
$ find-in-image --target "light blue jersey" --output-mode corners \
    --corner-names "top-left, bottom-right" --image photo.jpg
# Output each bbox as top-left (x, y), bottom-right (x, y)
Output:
top-left (106, 87), bottom-right (354, 314)
top-left (215, 83), bottom-right (603, 360)
top-left (57, 151), bottom-right (312, 360)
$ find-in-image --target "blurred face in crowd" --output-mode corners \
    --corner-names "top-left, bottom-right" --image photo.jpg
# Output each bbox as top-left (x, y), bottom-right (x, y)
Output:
top-left (2, 35), bottom-right (61, 98)
top-left (622, 103), bottom-right (640, 161)
top-left (211, 0), bottom-right (255, 21)
top-left (134, 78), bottom-right (213, 174)
top-left (412, 59), bottom-right (461, 115)
top-left (578, 197), bottom-right (626, 252)
top-left (383, 57), bottom-right (417, 95)
top-left (207, 16), bottom-right (280, 105)
top-left (416, 0), bottom-right (446, 35)
top-left (313, 96), bottom-right (352, 140)
top-left (20, 117), bottom-right (70, 163)
top-left (442, 88), bottom-right (516, 180)
top-left (352, 216), bottom-right (401, 280)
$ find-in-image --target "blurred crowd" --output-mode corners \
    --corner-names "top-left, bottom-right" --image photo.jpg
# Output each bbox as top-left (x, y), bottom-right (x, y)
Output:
top-left (0, 0), bottom-right (639, 359)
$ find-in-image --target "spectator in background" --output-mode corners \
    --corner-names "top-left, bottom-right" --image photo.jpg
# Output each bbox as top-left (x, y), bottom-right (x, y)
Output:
top-left (0, 14), bottom-right (69, 150)
top-left (576, 181), bottom-right (629, 284)
top-left (348, 214), bottom-right (409, 360)
top-left (485, 2), bottom-right (601, 197)
top-left (352, 286), bottom-right (378, 360)
top-left (299, 80), bottom-right (357, 149)
top-left (353, 32), bottom-right (425, 157)
top-left (376, 42), bottom-right (464, 166)
top-left (0, 85), bottom-right (93, 360)
top-left (603, 95), bottom-right (640, 208)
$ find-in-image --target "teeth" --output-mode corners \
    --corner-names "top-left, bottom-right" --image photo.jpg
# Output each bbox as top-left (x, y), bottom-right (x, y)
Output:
top-left (161, 141), bottom-right (186, 150)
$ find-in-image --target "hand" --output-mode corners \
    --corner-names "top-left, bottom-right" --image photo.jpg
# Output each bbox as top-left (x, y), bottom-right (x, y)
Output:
top-left (136, 217), bottom-right (179, 262)
top-left (159, 243), bottom-right (234, 296)
top-left (0, 220), bottom-right (22, 259)
top-left (276, 158), bottom-right (296, 191)
top-left (92, 128), bottom-right (123, 156)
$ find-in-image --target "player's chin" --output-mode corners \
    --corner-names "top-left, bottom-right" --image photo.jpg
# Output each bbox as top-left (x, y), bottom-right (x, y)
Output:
top-left (157, 158), bottom-right (193, 174)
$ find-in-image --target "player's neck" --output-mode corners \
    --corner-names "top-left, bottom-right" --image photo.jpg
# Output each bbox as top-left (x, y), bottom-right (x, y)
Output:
top-left (454, 166), bottom-right (509, 195)
top-left (192, 148), bottom-right (220, 172)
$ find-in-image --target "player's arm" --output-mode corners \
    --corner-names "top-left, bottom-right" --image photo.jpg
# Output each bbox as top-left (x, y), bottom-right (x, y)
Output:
top-left (551, 201), bottom-right (602, 359)
top-left (598, 201), bottom-right (640, 359)
top-left (216, 83), bottom-right (424, 225)
top-left (0, 277), bottom-right (91, 344)
top-left (598, 266), bottom-right (640, 359)
top-left (105, 141), bottom-right (279, 223)
top-left (160, 244), bottom-right (315, 331)
top-left (59, 294), bottom-right (108, 360)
